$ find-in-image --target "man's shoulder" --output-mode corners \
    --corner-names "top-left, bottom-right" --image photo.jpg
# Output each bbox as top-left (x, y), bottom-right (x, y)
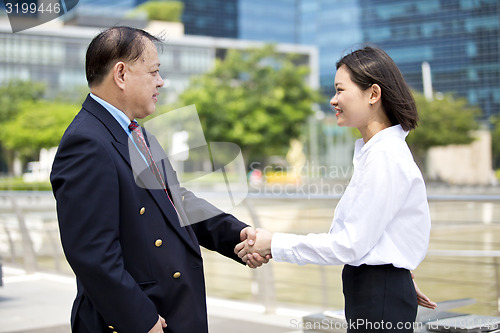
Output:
top-left (61, 108), bottom-right (104, 140)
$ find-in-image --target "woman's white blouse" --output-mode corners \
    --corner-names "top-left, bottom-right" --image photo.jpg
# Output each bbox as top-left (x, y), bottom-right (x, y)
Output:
top-left (271, 125), bottom-right (431, 270)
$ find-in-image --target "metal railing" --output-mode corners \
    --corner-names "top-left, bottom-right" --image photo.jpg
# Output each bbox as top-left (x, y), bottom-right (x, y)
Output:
top-left (1, 191), bottom-right (500, 316)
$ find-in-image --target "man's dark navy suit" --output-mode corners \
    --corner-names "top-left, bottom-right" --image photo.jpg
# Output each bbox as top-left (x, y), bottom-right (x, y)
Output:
top-left (51, 95), bottom-right (247, 333)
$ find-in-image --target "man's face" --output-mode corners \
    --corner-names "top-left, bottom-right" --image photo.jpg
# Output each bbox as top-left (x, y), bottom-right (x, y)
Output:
top-left (123, 38), bottom-right (164, 120)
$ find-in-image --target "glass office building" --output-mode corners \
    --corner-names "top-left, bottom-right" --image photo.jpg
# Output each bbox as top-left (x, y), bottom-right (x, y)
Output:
top-left (237, 0), bottom-right (361, 169)
top-left (237, 0), bottom-right (499, 120)
top-left (238, 0), bottom-right (361, 98)
top-left (239, 0), bottom-right (297, 43)
top-left (0, 21), bottom-right (316, 104)
top-left (181, 0), bottom-right (238, 38)
top-left (295, 0), bottom-right (361, 95)
top-left (69, 0), bottom-right (138, 18)
top-left (359, 0), bottom-right (500, 121)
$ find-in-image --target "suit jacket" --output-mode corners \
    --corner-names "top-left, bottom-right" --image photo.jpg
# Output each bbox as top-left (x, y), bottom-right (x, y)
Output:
top-left (50, 95), bottom-right (247, 333)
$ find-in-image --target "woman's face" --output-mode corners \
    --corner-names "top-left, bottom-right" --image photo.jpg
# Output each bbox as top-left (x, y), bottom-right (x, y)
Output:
top-left (330, 65), bottom-right (373, 130)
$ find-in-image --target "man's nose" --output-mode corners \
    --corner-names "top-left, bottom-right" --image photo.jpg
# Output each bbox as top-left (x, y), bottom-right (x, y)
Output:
top-left (158, 73), bottom-right (164, 87)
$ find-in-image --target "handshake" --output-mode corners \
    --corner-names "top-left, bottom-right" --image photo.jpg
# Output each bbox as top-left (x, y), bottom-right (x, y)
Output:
top-left (236, 227), bottom-right (274, 268)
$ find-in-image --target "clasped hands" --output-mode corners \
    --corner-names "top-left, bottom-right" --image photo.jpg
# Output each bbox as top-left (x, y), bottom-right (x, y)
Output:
top-left (237, 227), bottom-right (273, 268)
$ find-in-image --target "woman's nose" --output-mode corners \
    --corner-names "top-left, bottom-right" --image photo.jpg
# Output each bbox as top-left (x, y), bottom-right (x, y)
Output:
top-left (329, 95), bottom-right (337, 111)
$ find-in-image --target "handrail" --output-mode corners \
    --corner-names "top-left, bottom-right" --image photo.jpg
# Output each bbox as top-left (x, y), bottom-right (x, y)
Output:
top-left (1, 191), bottom-right (500, 315)
top-left (427, 250), bottom-right (500, 257)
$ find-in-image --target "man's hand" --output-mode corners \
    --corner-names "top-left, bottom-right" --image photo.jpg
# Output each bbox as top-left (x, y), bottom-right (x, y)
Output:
top-left (238, 227), bottom-right (271, 268)
top-left (148, 315), bottom-right (167, 333)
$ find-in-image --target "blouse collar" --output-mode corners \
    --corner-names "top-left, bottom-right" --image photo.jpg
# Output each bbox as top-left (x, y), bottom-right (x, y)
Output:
top-left (353, 124), bottom-right (409, 165)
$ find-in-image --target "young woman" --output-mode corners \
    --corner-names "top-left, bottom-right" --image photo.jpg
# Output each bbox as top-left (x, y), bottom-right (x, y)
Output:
top-left (236, 46), bottom-right (436, 332)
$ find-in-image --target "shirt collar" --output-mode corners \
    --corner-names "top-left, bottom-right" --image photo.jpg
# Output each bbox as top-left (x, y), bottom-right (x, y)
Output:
top-left (90, 93), bottom-right (134, 134)
top-left (353, 125), bottom-right (408, 164)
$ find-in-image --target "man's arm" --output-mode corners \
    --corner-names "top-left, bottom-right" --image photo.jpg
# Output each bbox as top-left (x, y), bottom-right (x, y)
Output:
top-left (147, 133), bottom-right (268, 267)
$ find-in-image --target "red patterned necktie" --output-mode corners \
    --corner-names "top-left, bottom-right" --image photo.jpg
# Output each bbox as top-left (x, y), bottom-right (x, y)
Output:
top-left (128, 120), bottom-right (167, 190)
top-left (128, 121), bottom-right (198, 245)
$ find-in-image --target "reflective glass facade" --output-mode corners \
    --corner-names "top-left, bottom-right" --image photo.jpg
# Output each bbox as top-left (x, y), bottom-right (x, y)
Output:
top-left (0, 26), bottom-right (215, 102)
top-left (238, 0), bottom-right (361, 99)
top-left (0, 28), bottom-right (89, 94)
top-left (239, 0), bottom-right (297, 43)
top-left (359, 0), bottom-right (500, 120)
top-left (0, 24), bottom-right (315, 104)
top-left (181, 0), bottom-right (238, 38)
top-left (71, 0), bottom-right (138, 18)
top-left (296, 0), bottom-right (361, 96)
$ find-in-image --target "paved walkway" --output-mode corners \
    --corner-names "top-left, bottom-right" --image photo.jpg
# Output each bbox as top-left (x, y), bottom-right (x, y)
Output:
top-left (0, 266), bottom-right (315, 333)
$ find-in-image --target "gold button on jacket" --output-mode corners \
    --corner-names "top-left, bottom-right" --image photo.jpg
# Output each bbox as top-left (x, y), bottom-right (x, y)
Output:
top-left (139, 207), bottom-right (146, 215)
top-left (173, 272), bottom-right (181, 279)
top-left (155, 239), bottom-right (162, 247)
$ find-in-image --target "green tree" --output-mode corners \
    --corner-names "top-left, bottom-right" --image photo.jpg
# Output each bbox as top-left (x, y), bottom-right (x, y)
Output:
top-left (490, 116), bottom-right (500, 169)
top-left (133, 1), bottom-right (183, 22)
top-left (0, 100), bottom-right (79, 161)
top-left (0, 80), bottom-right (46, 173)
top-left (175, 45), bottom-right (323, 162)
top-left (0, 80), bottom-right (45, 124)
top-left (407, 92), bottom-right (481, 166)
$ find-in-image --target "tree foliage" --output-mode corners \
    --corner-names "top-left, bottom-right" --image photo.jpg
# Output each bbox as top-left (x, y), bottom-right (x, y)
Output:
top-left (134, 1), bottom-right (183, 22)
top-left (490, 116), bottom-right (500, 168)
top-left (0, 100), bottom-right (79, 160)
top-left (407, 92), bottom-right (481, 160)
top-left (175, 45), bottom-right (323, 162)
top-left (0, 80), bottom-right (45, 124)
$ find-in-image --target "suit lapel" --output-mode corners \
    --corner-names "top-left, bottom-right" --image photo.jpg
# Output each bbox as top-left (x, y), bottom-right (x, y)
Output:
top-left (83, 95), bottom-right (200, 256)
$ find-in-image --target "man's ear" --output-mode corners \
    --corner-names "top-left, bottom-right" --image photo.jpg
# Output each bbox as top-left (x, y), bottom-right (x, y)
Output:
top-left (113, 62), bottom-right (126, 90)
top-left (369, 84), bottom-right (382, 105)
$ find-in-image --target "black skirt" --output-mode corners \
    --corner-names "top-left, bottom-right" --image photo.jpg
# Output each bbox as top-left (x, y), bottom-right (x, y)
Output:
top-left (342, 264), bottom-right (418, 333)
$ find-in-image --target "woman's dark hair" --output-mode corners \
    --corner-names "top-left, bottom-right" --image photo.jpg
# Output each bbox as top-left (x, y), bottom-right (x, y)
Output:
top-left (86, 26), bottom-right (162, 87)
top-left (336, 46), bottom-right (418, 131)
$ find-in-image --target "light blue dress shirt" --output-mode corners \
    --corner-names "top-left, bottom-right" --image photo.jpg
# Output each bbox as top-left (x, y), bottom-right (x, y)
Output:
top-left (89, 93), bottom-right (148, 166)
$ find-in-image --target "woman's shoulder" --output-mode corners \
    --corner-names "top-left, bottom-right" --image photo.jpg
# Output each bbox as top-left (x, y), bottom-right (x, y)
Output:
top-left (363, 137), bottom-right (420, 174)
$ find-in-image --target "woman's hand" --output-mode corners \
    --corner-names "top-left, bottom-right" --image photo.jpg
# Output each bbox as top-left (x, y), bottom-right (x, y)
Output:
top-left (412, 273), bottom-right (437, 309)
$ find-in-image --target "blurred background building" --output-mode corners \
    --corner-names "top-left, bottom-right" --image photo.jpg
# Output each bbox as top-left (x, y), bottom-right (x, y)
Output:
top-left (0, 18), bottom-right (317, 105)
top-left (158, 0), bottom-right (498, 123)
top-left (359, 0), bottom-right (499, 121)
top-left (0, 0), bottom-right (499, 180)
top-left (0, 0), bottom-right (498, 119)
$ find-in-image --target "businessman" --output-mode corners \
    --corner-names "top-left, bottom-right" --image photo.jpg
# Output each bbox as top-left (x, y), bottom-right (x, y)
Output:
top-left (51, 26), bottom-right (266, 333)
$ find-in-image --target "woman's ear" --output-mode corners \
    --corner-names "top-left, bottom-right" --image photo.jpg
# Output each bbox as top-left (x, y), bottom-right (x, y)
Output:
top-left (369, 84), bottom-right (382, 105)
top-left (113, 62), bottom-right (126, 90)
